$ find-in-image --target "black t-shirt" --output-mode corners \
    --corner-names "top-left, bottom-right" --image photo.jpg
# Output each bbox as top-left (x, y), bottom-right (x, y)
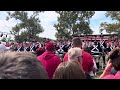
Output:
top-left (106, 46), bottom-right (111, 52)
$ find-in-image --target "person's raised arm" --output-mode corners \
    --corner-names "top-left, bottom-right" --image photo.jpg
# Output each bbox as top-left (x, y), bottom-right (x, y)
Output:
top-left (99, 59), bottom-right (112, 79)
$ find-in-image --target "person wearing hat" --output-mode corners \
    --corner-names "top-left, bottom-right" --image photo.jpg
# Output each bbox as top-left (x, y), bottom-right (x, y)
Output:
top-left (37, 41), bottom-right (61, 79)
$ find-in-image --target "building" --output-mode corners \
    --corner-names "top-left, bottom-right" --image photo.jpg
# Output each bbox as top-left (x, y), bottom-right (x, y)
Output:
top-left (73, 34), bottom-right (118, 41)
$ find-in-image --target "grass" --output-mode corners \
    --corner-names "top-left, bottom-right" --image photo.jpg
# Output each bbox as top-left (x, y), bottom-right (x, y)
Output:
top-left (94, 69), bottom-right (104, 79)
top-left (93, 55), bottom-right (108, 79)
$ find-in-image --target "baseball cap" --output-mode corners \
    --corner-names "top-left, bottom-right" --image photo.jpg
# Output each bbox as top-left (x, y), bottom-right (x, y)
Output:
top-left (45, 42), bottom-right (55, 51)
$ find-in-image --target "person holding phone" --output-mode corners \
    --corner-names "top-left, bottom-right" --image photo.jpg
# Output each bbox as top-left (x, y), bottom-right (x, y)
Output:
top-left (100, 48), bottom-right (120, 79)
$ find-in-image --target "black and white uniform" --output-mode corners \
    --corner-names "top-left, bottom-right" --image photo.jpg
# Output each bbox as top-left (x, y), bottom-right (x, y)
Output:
top-left (91, 42), bottom-right (102, 69)
top-left (17, 46), bottom-right (24, 52)
top-left (106, 45), bottom-right (114, 53)
top-left (99, 40), bottom-right (107, 67)
top-left (24, 46), bottom-right (28, 52)
top-left (30, 44), bottom-right (36, 52)
top-left (55, 44), bottom-right (66, 61)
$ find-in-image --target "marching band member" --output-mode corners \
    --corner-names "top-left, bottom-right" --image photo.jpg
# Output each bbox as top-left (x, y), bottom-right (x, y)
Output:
top-left (106, 39), bottom-right (113, 54)
top-left (17, 43), bottom-right (24, 52)
top-left (24, 43), bottom-right (28, 52)
top-left (91, 41), bottom-right (102, 70)
top-left (99, 36), bottom-right (107, 68)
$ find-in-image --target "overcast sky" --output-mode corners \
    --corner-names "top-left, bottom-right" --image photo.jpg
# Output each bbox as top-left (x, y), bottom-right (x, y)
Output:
top-left (0, 11), bottom-right (113, 40)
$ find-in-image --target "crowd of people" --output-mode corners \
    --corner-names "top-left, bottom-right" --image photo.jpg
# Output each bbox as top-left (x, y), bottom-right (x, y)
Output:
top-left (0, 36), bottom-right (120, 79)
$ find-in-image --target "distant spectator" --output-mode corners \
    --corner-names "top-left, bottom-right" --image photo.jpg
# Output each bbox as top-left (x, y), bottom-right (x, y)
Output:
top-left (0, 43), bottom-right (9, 52)
top-left (37, 42), bottom-right (61, 79)
top-left (53, 61), bottom-right (86, 79)
top-left (0, 51), bottom-right (48, 79)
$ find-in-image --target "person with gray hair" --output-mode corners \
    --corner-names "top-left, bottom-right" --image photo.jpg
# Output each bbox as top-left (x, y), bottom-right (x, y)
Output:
top-left (0, 43), bottom-right (9, 52)
top-left (68, 47), bottom-right (83, 64)
top-left (67, 47), bottom-right (91, 79)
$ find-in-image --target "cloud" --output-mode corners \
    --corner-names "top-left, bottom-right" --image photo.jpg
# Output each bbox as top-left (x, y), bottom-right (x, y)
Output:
top-left (90, 18), bottom-right (113, 34)
top-left (0, 19), bottom-right (16, 33)
top-left (91, 11), bottom-right (106, 20)
top-left (0, 11), bottom-right (116, 41)
top-left (0, 19), bottom-right (17, 40)
top-left (91, 25), bottom-right (108, 34)
top-left (0, 11), bottom-right (59, 40)
top-left (0, 11), bottom-right (22, 33)
top-left (38, 11), bottom-right (59, 40)
top-left (14, 11), bottom-right (59, 40)
top-left (0, 11), bottom-right (8, 20)
top-left (90, 11), bottom-right (115, 35)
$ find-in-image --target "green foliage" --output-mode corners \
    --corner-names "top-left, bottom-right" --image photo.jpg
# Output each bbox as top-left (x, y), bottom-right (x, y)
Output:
top-left (100, 11), bottom-right (120, 36)
top-left (54, 11), bottom-right (95, 40)
top-left (15, 31), bottom-right (50, 43)
top-left (105, 11), bottom-right (120, 21)
top-left (6, 11), bottom-right (44, 43)
top-left (1, 36), bottom-right (14, 42)
top-left (1, 37), bottom-right (6, 42)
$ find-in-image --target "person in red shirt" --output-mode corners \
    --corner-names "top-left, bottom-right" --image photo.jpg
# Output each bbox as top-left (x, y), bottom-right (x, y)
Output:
top-left (5, 42), bottom-right (11, 47)
top-left (100, 48), bottom-right (120, 79)
top-left (37, 42), bottom-right (61, 79)
top-left (63, 37), bottom-right (94, 74)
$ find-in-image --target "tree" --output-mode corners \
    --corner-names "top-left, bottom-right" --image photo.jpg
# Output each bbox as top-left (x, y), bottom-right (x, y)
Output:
top-left (6, 11), bottom-right (44, 43)
top-left (54, 11), bottom-right (95, 40)
top-left (100, 11), bottom-right (120, 36)
top-left (1, 36), bottom-right (14, 42)
top-left (18, 31), bottom-right (44, 42)
top-left (1, 37), bottom-right (6, 42)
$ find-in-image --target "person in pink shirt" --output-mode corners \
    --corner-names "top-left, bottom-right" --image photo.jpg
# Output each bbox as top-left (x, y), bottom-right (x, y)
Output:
top-left (100, 48), bottom-right (120, 79)
top-left (37, 42), bottom-right (61, 79)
